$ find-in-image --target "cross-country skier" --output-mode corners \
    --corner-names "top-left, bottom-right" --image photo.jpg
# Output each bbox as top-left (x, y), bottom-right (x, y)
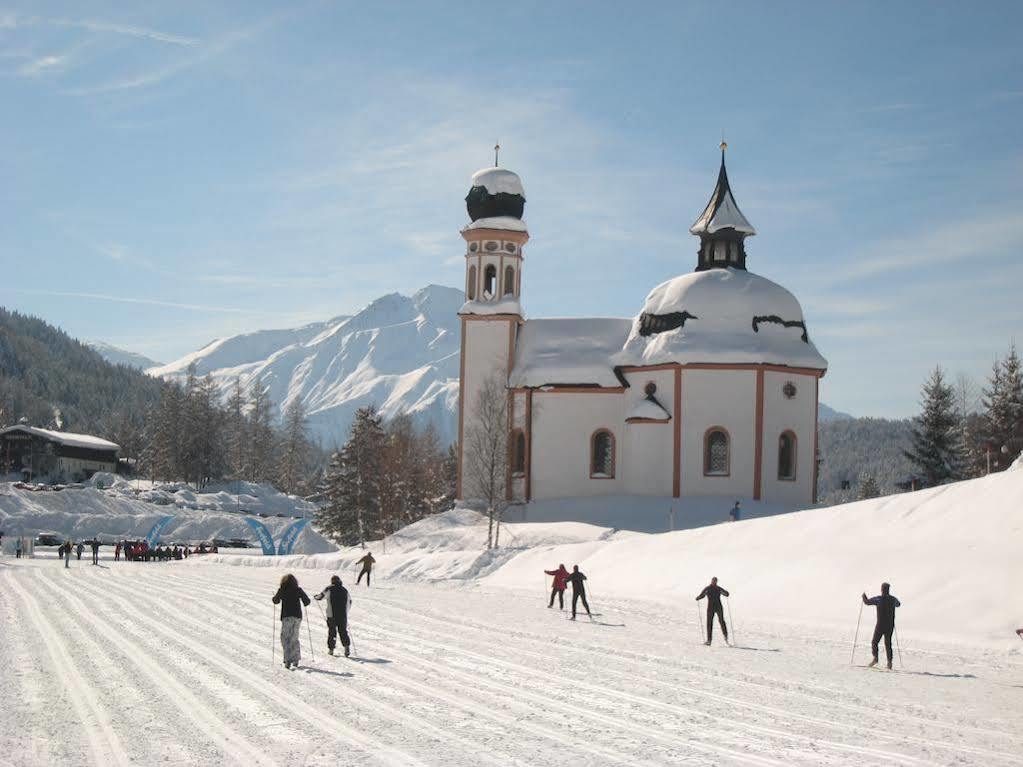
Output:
top-left (90, 539), bottom-right (100, 565)
top-left (114, 542), bottom-right (121, 561)
top-left (63, 541), bottom-right (71, 569)
top-left (272, 573), bottom-right (311, 669)
top-left (696, 577), bottom-right (730, 645)
top-left (566, 565), bottom-right (591, 620)
top-left (14, 537), bottom-right (22, 559)
top-left (545, 564), bottom-right (570, 609)
top-left (313, 575), bottom-right (352, 657)
top-left (75, 542), bottom-right (83, 561)
top-left (862, 582), bottom-right (901, 669)
top-left (356, 552), bottom-right (376, 586)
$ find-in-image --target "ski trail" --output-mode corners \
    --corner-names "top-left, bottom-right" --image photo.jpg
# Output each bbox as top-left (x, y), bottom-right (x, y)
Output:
top-left (31, 570), bottom-right (280, 767)
top-left (65, 570), bottom-right (432, 767)
top-left (137, 570), bottom-right (661, 766)
top-left (358, 586), bottom-right (1023, 760)
top-left (6, 571), bottom-right (131, 767)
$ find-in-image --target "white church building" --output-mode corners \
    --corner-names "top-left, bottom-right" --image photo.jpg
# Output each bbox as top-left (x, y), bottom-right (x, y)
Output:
top-left (456, 146), bottom-right (827, 507)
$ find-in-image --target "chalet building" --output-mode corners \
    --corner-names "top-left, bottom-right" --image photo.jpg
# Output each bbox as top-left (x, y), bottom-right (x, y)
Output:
top-left (456, 145), bottom-right (828, 506)
top-left (0, 425), bottom-right (120, 482)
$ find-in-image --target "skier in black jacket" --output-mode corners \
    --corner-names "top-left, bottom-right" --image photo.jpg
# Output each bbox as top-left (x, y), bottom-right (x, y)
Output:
top-left (566, 565), bottom-right (591, 621)
top-left (272, 573), bottom-right (311, 669)
top-left (696, 577), bottom-right (730, 645)
top-left (314, 575), bottom-right (352, 657)
top-left (356, 552), bottom-right (376, 586)
top-left (862, 582), bottom-right (901, 669)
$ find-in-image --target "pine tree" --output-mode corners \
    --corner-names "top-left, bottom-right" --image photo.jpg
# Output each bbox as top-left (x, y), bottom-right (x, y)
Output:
top-left (904, 366), bottom-right (963, 487)
top-left (316, 406), bottom-right (386, 547)
top-left (277, 398), bottom-right (310, 495)
top-left (246, 377), bottom-right (275, 482)
top-left (858, 473), bottom-right (880, 500)
top-left (224, 378), bottom-right (248, 480)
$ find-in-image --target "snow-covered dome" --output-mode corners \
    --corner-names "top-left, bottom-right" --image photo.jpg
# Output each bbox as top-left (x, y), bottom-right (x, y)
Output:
top-left (616, 268), bottom-right (827, 370)
top-left (465, 167), bottom-right (526, 221)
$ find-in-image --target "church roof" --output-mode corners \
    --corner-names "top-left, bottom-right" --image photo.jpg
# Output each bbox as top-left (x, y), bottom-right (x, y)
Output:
top-left (466, 167), bottom-right (526, 222)
top-left (689, 150), bottom-right (756, 236)
top-left (626, 396), bottom-right (671, 422)
top-left (510, 318), bottom-right (632, 388)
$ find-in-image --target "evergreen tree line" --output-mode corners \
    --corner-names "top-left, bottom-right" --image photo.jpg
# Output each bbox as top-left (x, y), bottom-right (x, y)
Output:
top-left (316, 406), bottom-right (456, 547)
top-left (0, 307), bottom-right (165, 436)
top-left (904, 342), bottom-right (1023, 488)
top-left (140, 363), bottom-right (324, 495)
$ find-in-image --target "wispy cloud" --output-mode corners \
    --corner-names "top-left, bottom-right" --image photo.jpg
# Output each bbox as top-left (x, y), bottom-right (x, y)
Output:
top-left (9, 289), bottom-right (262, 314)
top-left (18, 54), bottom-right (64, 76)
top-left (48, 18), bottom-right (198, 46)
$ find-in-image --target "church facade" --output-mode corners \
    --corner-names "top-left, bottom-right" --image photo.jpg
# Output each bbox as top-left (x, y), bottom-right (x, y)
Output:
top-left (456, 148), bottom-right (827, 506)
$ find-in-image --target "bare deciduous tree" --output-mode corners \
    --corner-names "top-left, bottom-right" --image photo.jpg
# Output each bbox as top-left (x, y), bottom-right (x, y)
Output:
top-left (463, 372), bottom-right (509, 549)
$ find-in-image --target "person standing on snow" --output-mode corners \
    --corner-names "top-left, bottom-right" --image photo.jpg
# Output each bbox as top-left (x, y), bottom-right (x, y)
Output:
top-left (696, 577), bottom-right (730, 645)
top-left (90, 539), bottom-right (100, 565)
top-left (566, 565), bottom-right (592, 621)
top-left (14, 537), bottom-right (22, 559)
top-left (862, 582), bottom-right (901, 669)
top-left (63, 541), bottom-right (72, 569)
top-left (313, 575), bottom-right (352, 657)
top-left (356, 552), bottom-right (376, 587)
top-left (544, 564), bottom-right (570, 610)
top-left (272, 573), bottom-right (311, 669)
top-left (75, 542), bottom-right (83, 561)
top-left (729, 501), bottom-right (741, 522)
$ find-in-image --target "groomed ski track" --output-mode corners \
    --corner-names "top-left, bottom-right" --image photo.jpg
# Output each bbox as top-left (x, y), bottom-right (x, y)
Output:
top-left (1, 558), bottom-right (1020, 766)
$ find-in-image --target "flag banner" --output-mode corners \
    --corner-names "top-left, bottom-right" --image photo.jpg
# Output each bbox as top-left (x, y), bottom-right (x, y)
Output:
top-left (276, 518), bottom-right (310, 556)
top-left (243, 518), bottom-right (277, 555)
top-left (145, 516), bottom-right (175, 548)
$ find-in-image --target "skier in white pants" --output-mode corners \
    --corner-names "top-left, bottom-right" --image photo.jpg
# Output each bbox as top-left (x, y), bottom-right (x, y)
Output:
top-left (272, 573), bottom-right (311, 669)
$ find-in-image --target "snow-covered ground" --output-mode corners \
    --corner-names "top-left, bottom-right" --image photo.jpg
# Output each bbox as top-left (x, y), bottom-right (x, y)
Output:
top-left (1, 553), bottom-right (1020, 766)
top-left (0, 475), bottom-right (333, 552)
top-left (2, 466), bottom-right (1020, 765)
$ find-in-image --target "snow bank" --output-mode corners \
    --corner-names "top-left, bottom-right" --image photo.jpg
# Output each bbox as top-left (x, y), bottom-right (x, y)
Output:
top-left (211, 469), bottom-right (1022, 646)
top-left (0, 479), bottom-right (336, 554)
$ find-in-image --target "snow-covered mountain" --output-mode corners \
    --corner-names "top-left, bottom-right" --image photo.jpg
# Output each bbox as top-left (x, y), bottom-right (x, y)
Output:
top-left (818, 402), bottom-right (854, 422)
top-left (87, 340), bottom-right (162, 370)
top-left (149, 285), bottom-right (462, 448)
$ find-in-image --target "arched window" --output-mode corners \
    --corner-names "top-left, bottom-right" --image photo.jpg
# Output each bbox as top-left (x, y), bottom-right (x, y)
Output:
top-left (703, 428), bottom-right (730, 476)
top-left (778, 431), bottom-right (797, 481)
top-left (467, 265), bottom-right (477, 300)
top-left (483, 264), bottom-right (497, 298)
top-left (510, 429), bottom-right (526, 476)
top-left (503, 265), bottom-right (515, 296)
top-left (590, 429), bottom-right (615, 478)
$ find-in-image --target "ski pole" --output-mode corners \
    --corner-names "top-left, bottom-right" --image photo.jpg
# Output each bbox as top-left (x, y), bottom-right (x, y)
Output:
top-left (725, 596), bottom-right (736, 647)
top-left (271, 603), bottom-right (277, 668)
top-left (306, 614), bottom-right (315, 661)
top-left (851, 601), bottom-right (864, 665)
top-left (697, 604), bottom-right (705, 643)
top-left (894, 626), bottom-right (903, 668)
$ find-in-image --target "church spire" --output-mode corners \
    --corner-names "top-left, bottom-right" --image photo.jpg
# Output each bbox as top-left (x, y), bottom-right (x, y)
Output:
top-left (690, 144), bottom-right (756, 272)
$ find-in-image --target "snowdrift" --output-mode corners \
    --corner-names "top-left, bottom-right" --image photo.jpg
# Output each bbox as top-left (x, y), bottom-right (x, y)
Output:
top-left (0, 476), bottom-right (336, 554)
top-left (211, 468), bottom-right (1023, 646)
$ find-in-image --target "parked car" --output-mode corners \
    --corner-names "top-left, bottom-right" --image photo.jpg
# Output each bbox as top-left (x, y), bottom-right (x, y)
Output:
top-left (35, 533), bottom-right (63, 547)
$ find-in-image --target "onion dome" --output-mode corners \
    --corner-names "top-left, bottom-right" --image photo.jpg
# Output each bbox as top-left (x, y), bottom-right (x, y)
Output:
top-left (690, 143), bottom-right (756, 271)
top-left (465, 167), bottom-right (526, 222)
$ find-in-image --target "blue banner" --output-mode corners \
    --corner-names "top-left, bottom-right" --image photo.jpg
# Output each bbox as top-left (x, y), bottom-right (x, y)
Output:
top-left (276, 518), bottom-right (310, 556)
top-left (145, 516), bottom-right (175, 548)
top-left (243, 518), bottom-right (277, 555)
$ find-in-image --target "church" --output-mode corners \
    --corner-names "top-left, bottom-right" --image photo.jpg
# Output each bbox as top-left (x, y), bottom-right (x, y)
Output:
top-left (456, 146), bottom-right (827, 506)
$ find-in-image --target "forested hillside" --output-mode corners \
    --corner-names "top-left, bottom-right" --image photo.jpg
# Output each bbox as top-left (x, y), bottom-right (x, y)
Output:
top-left (0, 307), bottom-right (165, 442)
top-left (817, 417), bottom-right (914, 504)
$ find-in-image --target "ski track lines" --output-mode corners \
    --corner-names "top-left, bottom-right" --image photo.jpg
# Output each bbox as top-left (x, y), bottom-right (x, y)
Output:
top-left (362, 588), bottom-right (1023, 763)
top-left (6, 571), bottom-right (131, 767)
top-left (58, 571), bottom-right (429, 767)
top-left (167, 572), bottom-right (881, 767)
top-left (135, 571), bottom-right (665, 767)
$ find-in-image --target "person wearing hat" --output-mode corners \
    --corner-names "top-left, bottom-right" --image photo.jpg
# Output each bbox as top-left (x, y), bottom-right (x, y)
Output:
top-left (862, 582), bottom-right (901, 669)
top-left (314, 575), bottom-right (352, 657)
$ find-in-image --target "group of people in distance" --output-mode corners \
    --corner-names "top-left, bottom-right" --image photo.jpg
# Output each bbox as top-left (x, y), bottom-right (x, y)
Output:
top-left (56, 539), bottom-right (100, 567)
top-left (543, 565), bottom-right (906, 669)
top-left (270, 555), bottom-right (379, 669)
top-left (114, 540), bottom-right (217, 562)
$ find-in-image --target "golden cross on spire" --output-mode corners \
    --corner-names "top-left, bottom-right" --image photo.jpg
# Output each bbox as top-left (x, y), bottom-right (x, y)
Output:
top-left (494, 142), bottom-right (500, 167)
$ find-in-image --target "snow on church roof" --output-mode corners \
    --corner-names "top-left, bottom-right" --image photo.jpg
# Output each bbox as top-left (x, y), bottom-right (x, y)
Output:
top-left (626, 396), bottom-right (671, 422)
top-left (510, 318), bottom-right (633, 388)
top-left (616, 268), bottom-right (827, 371)
top-left (689, 152), bottom-right (756, 236)
top-left (470, 167), bottom-right (525, 198)
top-left (0, 425), bottom-right (120, 452)
top-left (461, 216), bottom-right (528, 233)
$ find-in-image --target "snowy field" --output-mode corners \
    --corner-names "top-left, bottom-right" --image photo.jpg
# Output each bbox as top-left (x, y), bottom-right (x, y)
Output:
top-left (2, 553), bottom-right (1021, 767)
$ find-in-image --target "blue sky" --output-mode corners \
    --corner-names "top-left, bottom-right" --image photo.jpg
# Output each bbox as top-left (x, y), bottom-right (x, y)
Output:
top-left (1, 1), bottom-right (1021, 418)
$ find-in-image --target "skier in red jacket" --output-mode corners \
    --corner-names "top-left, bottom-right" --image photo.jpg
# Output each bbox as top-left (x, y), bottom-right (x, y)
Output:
top-left (544, 564), bottom-right (570, 609)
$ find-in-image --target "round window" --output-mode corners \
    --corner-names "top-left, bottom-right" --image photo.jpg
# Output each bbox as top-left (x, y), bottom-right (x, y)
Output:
top-left (469, 242), bottom-right (478, 253)
top-left (504, 242), bottom-right (516, 253)
top-left (484, 241), bottom-right (498, 251)
top-left (783, 382), bottom-right (797, 399)
top-left (644, 381), bottom-right (657, 396)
